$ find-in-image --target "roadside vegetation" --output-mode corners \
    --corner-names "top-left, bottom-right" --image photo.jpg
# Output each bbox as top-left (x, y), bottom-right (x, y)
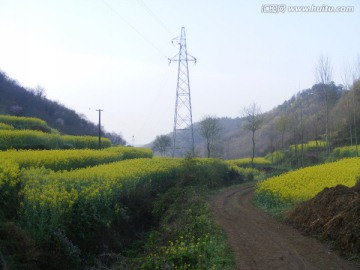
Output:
top-left (254, 147), bottom-right (360, 262)
top-left (0, 148), bottom-right (258, 269)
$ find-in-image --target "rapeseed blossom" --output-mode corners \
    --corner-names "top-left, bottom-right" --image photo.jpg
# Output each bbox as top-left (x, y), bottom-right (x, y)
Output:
top-left (256, 158), bottom-right (360, 208)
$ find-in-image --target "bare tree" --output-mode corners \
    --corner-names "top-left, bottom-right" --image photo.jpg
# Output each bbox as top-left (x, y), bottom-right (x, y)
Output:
top-left (341, 60), bottom-right (359, 157)
top-left (199, 115), bottom-right (222, 158)
top-left (289, 101), bottom-right (300, 164)
top-left (351, 79), bottom-right (360, 157)
top-left (242, 103), bottom-right (264, 166)
top-left (342, 63), bottom-right (354, 145)
top-left (153, 135), bottom-right (172, 156)
top-left (275, 114), bottom-right (290, 150)
top-left (107, 132), bottom-right (126, 145)
top-left (315, 55), bottom-right (333, 155)
top-left (34, 85), bottom-right (46, 99)
top-left (352, 57), bottom-right (360, 157)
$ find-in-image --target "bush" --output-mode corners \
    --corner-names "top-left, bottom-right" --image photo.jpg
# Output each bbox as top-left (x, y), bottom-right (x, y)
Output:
top-left (0, 159), bottom-right (20, 220)
top-left (0, 222), bottom-right (41, 270)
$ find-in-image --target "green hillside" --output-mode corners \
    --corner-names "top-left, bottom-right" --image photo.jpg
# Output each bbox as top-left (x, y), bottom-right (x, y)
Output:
top-left (0, 115), bottom-right (113, 150)
top-left (157, 80), bottom-right (360, 161)
top-left (0, 71), bottom-right (125, 145)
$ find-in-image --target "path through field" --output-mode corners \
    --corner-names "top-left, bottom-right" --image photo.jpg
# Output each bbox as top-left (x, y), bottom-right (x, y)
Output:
top-left (211, 182), bottom-right (358, 270)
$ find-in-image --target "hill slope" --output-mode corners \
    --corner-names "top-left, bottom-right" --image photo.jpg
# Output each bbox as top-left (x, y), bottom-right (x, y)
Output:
top-left (0, 71), bottom-right (125, 144)
top-left (154, 80), bottom-right (360, 159)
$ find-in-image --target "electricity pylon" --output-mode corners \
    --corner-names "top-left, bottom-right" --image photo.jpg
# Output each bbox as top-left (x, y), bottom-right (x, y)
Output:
top-left (169, 27), bottom-right (196, 157)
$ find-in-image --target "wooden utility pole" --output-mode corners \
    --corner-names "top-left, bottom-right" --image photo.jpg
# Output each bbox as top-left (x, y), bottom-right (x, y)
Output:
top-left (96, 109), bottom-right (103, 149)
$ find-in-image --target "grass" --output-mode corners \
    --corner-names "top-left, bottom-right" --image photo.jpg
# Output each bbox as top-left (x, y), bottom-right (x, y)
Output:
top-left (100, 158), bottom-right (242, 269)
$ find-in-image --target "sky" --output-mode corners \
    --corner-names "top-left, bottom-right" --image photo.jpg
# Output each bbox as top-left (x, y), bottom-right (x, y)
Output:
top-left (0, 0), bottom-right (359, 145)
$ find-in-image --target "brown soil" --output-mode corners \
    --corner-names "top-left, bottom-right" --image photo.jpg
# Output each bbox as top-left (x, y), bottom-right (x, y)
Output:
top-left (287, 183), bottom-right (360, 257)
top-left (211, 182), bottom-right (358, 270)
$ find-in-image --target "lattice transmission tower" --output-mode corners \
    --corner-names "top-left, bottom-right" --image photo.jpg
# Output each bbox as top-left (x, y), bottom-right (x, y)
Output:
top-left (169, 27), bottom-right (197, 157)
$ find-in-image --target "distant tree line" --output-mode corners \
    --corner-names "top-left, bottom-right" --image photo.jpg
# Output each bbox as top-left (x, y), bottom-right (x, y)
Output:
top-left (150, 55), bottom-right (360, 160)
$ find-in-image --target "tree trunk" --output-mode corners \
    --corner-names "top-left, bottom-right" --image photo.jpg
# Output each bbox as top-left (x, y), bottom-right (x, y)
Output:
top-left (251, 129), bottom-right (255, 167)
top-left (353, 95), bottom-right (359, 157)
top-left (207, 141), bottom-right (211, 158)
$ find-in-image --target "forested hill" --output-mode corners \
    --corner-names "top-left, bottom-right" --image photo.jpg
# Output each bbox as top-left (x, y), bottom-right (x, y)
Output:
top-left (157, 80), bottom-right (359, 159)
top-left (198, 82), bottom-right (346, 159)
top-left (0, 71), bottom-right (125, 144)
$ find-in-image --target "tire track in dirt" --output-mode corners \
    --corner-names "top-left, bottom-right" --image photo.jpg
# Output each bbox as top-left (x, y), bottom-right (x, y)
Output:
top-left (211, 182), bottom-right (357, 270)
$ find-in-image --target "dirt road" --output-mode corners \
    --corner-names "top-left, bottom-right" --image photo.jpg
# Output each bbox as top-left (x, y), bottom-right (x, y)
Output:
top-left (211, 183), bottom-right (358, 270)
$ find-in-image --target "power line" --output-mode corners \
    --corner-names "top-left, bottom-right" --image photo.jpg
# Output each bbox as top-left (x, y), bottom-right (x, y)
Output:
top-left (133, 66), bottom-right (172, 138)
top-left (137, 0), bottom-right (174, 38)
top-left (99, 0), bottom-right (168, 59)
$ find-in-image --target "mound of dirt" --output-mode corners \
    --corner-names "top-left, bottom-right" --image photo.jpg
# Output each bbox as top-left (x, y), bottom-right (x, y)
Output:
top-left (287, 182), bottom-right (360, 257)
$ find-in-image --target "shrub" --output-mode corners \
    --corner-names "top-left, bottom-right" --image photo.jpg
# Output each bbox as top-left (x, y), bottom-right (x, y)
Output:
top-left (0, 159), bottom-right (20, 220)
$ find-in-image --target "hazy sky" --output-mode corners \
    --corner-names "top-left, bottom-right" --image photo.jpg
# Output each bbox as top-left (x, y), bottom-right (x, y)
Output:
top-left (0, 0), bottom-right (359, 145)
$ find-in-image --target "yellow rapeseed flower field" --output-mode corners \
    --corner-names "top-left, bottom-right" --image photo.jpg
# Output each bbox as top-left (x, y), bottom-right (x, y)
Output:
top-left (19, 157), bottom-right (182, 241)
top-left (0, 146), bottom-right (152, 170)
top-left (289, 140), bottom-right (325, 151)
top-left (256, 158), bottom-right (360, 208)
top-left (228, 157), bottom-right (270, 167)
top-left (0, 123), bottom-right (14, 130)
top-left (0, 129), bottom-right (112, 150)
top-left (0, 115), bottom-right (48, 129)
top-left (329, 145), bottom-right (359, 160)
